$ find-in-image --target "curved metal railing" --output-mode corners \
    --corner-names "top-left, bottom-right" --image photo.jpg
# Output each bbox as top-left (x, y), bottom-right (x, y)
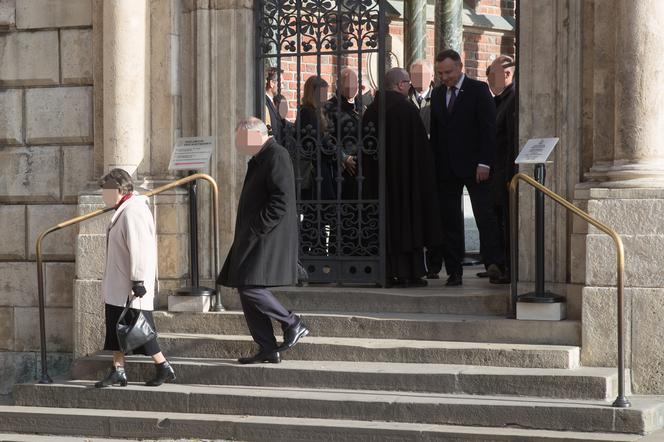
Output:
top-left (509, 172), bottom-right (630, 408)
top-left (35, 173), bottom-right (222, 384)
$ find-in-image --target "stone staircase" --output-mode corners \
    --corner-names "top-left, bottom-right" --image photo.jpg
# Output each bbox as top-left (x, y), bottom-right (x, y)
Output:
top-left (3, 271), bottom-right (664, 441)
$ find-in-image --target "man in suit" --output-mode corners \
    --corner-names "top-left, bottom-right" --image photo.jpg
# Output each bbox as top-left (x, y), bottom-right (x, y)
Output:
top-left (219, 117), bottom-right (310, 364)
top-left (408, 59), bottom-right (434, 136)
top-left (265, 67), bottom-right (285, 144)
top-left (429, 49), bottom-right (505, 286)
top-left (486, 56), bottom-right (517, 284)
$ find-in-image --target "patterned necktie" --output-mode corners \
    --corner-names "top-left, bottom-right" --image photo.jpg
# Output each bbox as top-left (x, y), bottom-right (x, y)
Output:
top-left (447, 86), bottom-right (457, 114)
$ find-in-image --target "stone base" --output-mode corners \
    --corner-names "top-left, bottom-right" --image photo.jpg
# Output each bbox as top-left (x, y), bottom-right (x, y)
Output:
top-left (517, 301), bottom-right (566, 321)
top-left (168, 295), bottom-right (212, 312)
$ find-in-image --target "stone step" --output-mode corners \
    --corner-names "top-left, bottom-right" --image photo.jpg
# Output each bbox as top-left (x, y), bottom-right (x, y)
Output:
top-left (155, 333), bottom-right (580, 368)
top-left (72, 355), bottom-right (619, 400)
top-left (0, 406), bottom-right (651, 441)
top-left (221, 285), bottom-right (509, 315)
top-left (154, 311), bottom-right (581, 345)
top-left (12, 383), bottom-right (664, 435)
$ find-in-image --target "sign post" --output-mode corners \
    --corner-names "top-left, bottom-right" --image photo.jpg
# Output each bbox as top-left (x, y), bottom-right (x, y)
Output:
top-left (514, 138), bottom-right (565, 319)
top-left (168, 137), bottom-right (221, 311)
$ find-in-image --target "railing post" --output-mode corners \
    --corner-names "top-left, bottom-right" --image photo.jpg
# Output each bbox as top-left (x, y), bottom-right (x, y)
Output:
top-left (509, 172), bottom-right (630, 408)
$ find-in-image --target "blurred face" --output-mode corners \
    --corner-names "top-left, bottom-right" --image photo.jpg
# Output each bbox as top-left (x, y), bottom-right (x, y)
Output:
top-left (278, 98), bottom-right (288, 119)
top-left (488, 59), bottom-right (513, 95)
top-left (102, 188), bottom-right (122, 208)
top-left (236, 127), bottom-right (268, 156)
top-left (436, 58), bottom-right (463, 88)
top-left (410, 63), bottom-right (433, 93)
top-left (340, 70), bottom-right (359, 99)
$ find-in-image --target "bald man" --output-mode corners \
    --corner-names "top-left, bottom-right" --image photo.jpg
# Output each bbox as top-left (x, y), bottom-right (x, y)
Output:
top-left (362, 68), bottom-right (442, 287)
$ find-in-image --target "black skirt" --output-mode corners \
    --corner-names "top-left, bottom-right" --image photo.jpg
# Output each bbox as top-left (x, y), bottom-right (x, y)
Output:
top-left (103, 303), bottom-right (161, 356)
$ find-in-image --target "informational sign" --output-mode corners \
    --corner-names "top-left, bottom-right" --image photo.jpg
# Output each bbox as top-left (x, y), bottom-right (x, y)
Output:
top-left (514, 138), bottom-right (559, 164)
top-left (168, 137), bottom-right (215, 171)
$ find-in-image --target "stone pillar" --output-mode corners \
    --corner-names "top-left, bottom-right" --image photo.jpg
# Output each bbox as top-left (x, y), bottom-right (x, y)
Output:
top-left (404, 0), bottom-right (427, 67)
top-left (604, 0), bottom-right (664, 185)
top-left (434, 0), bottom-right (462, 54)
top-left (577, 0), bottom-right (664, 394)
top-left (584, 0), bottom-right (616, 182)
top-left (102, 0), bottom-right (148, 174)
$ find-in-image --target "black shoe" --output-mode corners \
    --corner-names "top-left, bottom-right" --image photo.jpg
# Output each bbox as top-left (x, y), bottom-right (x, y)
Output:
top-left (407, 278), bottom-right (428, 287)
top-left (426, 272), bottom-right (440, 280)
top-left (95, 366), bottom-right (127, 388)
top-left (446, 273), bottom-right (463, 286)
top-left (238, 349), bottom-right (281, 364)
top-left (277, 318), bottom-right (310, 352)
top-left (145, 361), bottom-right (176, 386)
top-left (476, 271), bottom-right (489, 278)
top-left (487, 264), bottom-right (503, 280)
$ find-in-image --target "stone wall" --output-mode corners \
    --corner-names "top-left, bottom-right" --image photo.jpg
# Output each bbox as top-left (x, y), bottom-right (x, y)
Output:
top-left (0, 0), bottom-right (93, 394)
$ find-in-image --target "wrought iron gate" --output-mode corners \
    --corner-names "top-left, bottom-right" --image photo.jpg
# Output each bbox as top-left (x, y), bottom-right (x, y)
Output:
top-left (256, 0), bottom-right (387, 285)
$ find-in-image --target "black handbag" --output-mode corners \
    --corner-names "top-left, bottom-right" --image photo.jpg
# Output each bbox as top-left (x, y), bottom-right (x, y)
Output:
top-left (116, 296), bottom-right (157, 354)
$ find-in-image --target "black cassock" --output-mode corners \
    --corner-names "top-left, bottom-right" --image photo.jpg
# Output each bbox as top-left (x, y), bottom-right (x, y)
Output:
top-left (362, 90), bottom-right (443, 281)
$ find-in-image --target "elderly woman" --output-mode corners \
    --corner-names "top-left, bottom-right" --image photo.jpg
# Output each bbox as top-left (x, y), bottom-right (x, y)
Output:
top-left (95, 168), bottom-right (176, 388)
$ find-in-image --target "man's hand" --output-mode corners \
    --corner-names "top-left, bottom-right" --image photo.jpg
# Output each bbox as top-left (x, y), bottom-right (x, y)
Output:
top-left (476, 165), bottom-right (490, 183)
top-left (343, 156), bottom-right (357, 176)
top-left (131, 281), bottom-right (147, 298)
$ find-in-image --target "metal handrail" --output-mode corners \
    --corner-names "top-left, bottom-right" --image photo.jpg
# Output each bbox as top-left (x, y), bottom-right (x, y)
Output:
top-left (509, 172), bottom-right (630, 408)
top-left (35, 173), bottom-right (222, 384)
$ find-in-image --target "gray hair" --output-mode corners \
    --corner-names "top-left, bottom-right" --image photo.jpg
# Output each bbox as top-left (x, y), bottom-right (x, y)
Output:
top-left (385, 67), bottom-right (409, 91)
top-left (236, 117), bottom-right (268, 136)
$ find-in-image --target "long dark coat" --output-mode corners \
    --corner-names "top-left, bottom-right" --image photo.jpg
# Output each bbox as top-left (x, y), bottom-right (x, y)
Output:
top-left (218, 138), bottom-right (298, 288)
top-left (491, 83), bottom-right (517, 206)
top-left (362, 90), bottom-right (443, 261)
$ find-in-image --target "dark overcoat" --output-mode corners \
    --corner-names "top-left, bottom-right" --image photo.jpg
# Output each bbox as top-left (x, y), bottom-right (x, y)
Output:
top-left (491, 83), bottom-right (517, 206)
top-left (362, 90), bottom-right (443, 256)
top-left (218, 138), bottom-right (298, 288)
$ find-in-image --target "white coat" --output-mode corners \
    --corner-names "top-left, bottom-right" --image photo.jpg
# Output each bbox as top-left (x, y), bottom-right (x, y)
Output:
top-left (101, 194), bottom-right (157, 310)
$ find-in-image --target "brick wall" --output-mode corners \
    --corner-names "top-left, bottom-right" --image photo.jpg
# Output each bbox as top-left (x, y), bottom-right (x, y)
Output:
top-left (273, 1), bottom-right (515, 115)
top-left (0, 0), bottom-right (94, 393)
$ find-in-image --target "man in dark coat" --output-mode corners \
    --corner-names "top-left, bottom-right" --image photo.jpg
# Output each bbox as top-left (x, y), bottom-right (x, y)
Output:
top-left (429, 49), bottom-right (505, 286)
top-left (265, 67), bottom-right (285, 144)
top-left (218, 117), bottom-right (310, 364)
top-left (363, 68), bottom-right (443, 287)
top-left (487, 56), bottom-right (517, 283)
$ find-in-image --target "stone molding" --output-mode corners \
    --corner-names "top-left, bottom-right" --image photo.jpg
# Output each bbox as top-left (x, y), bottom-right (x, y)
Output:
top-left (183, 0), bottom-right (253, 12)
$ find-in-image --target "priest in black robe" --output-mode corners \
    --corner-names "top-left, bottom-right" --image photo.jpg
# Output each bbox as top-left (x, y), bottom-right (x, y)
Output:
top-left (362, 68), bottom-right (443, 287)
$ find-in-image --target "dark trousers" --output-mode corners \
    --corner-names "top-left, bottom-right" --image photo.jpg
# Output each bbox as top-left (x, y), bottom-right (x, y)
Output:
top-left (429, 177), bottom-right (505, 276)
top-left (238, 287), bottom-right (298, 352)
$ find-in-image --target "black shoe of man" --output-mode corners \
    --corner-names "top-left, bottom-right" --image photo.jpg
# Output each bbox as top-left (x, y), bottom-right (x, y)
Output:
top-left (237, 349), bottom-right (281, 364)
top-left (277, 318), bottom-right (310, 352)
top-left (446, 273), bottom-right (463, 286)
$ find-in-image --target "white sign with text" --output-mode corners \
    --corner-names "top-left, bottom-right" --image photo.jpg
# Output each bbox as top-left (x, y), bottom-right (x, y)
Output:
top-left (515, 138), bottom-right (559, 164)
top-left (169, 137), bottom-right (215, 171)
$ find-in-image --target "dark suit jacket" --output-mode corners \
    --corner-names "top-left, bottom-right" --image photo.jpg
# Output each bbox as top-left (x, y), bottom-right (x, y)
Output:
top-left (429, 76), bottom-right (497, 180)
top-left (266, 95), bottom-right (284, 145)
top-left (218, 138), bottom-right (298, 288)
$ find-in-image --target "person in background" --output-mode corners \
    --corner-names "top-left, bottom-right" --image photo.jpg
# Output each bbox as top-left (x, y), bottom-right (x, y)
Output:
top-left (429, 49), bottom-right (505, 287)
top-left (265, 67), bottom-right (285, 144)
top-left (485, 55), bottom-right (517, 284)
top-left (408, 59), bottom-right (435, 136)
top-left (95, 168), bottom-right (175, 388)
top-left (363, 68), bottom-right (442, 287)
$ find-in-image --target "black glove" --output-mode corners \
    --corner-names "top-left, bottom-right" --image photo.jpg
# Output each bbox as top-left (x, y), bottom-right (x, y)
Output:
top-left (131, 281), bottom-right (147, 298)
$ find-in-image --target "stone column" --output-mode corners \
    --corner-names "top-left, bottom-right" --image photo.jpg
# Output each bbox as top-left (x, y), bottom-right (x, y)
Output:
top-left (584, 0), bottom-right (616, 182)
top-left (434, 0), bottom-right (462, 54)
top-left (604, 0), bottom-right (664, 185)
top-left (102, 0), bottom-right (148, 175)
top-left (404, 0), bottom-right (427, 67)
top-left (577, 0), bottom-right (664, 394)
